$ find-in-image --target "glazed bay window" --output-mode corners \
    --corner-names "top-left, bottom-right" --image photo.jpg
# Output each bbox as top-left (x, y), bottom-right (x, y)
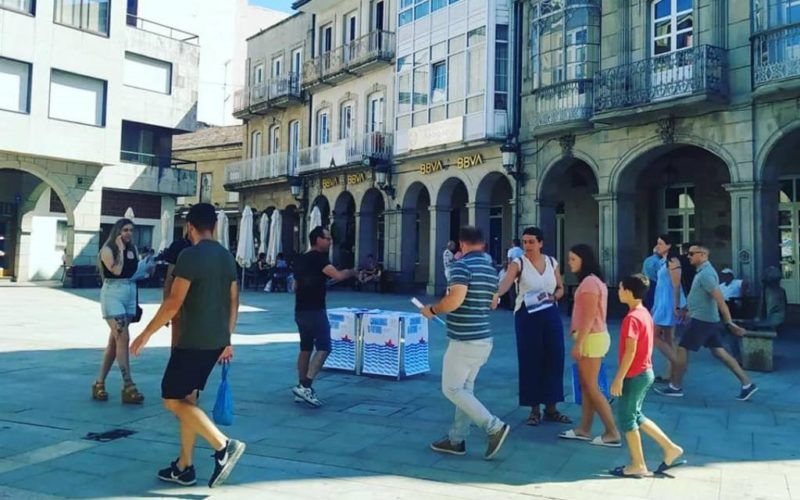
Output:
top-left (753, 0), bottom-right (800, 87)
top-left (431, 61), bottom-right (447, 103)
top-left (529, 0), bottom-right (599, 130)
top-left (495, 25), bottom-right (509, 110)
top-left (54, 0), bottom-right (111, 36)
top-left (1, 0), bottom-right (34, 14)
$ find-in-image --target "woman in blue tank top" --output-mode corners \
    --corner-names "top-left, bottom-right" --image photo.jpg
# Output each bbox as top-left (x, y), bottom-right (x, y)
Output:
top-left (650, 234), bottom-right (685, 384)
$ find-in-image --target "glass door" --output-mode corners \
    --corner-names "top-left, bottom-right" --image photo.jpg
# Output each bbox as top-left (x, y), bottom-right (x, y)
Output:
top-left (779, 178), bottom-right (800, 304)
top-left (651, 0), bottom-right (694, 100)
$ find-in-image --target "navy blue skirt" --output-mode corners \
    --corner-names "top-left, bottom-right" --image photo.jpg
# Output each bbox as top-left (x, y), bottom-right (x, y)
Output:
top-left (514, 305), bottom-right (565, 406)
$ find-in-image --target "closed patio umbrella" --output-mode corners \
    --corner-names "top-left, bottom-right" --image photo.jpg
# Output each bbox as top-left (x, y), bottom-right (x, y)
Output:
top-left (216, 210), bottom-right (229, 250)
top-left (309, 205), bottom-right (322, 231)
top-left (266, 209), bottom-right (282, 265)
top-left (258, 212), bottom-right (269, 255)
top-left (124, 207), bottom-right (135, 220)
top-left (236, 206), bottom-right (256, 284)
top-left (159, 210), bottom-right (173, 252)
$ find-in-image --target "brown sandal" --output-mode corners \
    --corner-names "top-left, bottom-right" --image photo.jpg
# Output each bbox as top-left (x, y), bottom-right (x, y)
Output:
top-left (121, 383), bottom-right (144, 405)
top-left (525, 412), bottom-right (541, 426)
top-left (543, 410), bottom-right (573, 424)
top-left (92, 381), bottom-right (108, 401)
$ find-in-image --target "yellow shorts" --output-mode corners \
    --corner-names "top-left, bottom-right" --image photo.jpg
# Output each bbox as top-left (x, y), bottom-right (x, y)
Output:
top-left (572, 331), bottom-right (610, 358)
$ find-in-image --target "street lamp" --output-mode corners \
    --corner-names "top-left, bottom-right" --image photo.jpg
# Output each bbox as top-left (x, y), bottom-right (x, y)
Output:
top-left (366, 157), bottom-right (395, 198)
top-left (501, 136), bottom-right (520, 180)
top-left (289, 176), bottom-right (303, 202)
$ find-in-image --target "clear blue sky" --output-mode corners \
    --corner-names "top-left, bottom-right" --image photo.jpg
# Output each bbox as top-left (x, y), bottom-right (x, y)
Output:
top-left (250, 0), bottom-right (294, 13)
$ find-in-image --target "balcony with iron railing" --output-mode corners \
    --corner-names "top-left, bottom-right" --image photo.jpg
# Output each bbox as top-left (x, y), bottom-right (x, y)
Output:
top-left (298, 131), bottom-right (393, 174)
top-left (107, 151), bottom-right (197, 196)
top-left (531, 79), bottom-right (594, 136)
top-left (224, 152), bottom-right (299, 189)
top-left (593, 45), bottom-right (728, 123)
top-left (752, 22), bottom-right (800, 97)
top-left (303, 30), bottom-right (395, 90)
top-left (232, 73), bottom-right (303, 118)
top-left (126, 14), bottom-right (199, 44)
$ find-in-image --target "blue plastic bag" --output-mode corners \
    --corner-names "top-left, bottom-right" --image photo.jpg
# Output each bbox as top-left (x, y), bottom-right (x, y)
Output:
top-left (212, 363), bottom-right (234, 426)
top-left (571, 362), bottom-right (611, 405)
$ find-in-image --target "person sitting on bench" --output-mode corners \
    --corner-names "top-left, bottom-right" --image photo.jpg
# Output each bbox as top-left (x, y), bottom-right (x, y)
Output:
top-left (357, 254), bottom-right (381, 286)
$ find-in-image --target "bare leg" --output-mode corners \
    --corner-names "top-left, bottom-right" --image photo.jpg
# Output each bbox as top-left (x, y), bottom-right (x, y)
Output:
top-left (623, 429), bottom-right (648, 474)
top-left (670, 347), bottom-right (690, 387)
top-left (574, 374), bottom-right (595, 437)
top-left (307, 350), bottom-right (330, 380)
top-left (163, 398), bottom-right (227, 452)
top-left (115, 323), bottom-right (134, 384)
top-left (97, 320), bottom-right (120, 382)
top-left (654, 326), bottom-right (677, 374)
top-left (582, 357), bottom-right (619, 441)
top-left (177, 391), bottom-right (198, 470)
top-left (297, 351), bottom-right (311, 382)
top-left (639, 419), bottom-right (683, 466)
top-left (711, 347), bottom-right (751, 385)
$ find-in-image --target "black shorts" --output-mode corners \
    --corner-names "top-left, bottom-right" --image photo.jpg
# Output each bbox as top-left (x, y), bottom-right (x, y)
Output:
top-left (678, 318), bottom-right (724, 352)
top-left (295, 310), bottom-right (331, 352)
top-left (161, 347), bottom-right (224, 400)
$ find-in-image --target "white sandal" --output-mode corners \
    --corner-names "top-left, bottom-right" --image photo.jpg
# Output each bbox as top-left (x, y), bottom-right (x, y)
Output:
top-left (589, 435), bottom-right (622, 448)
top-left (558, 429), bottom-right (592, 441)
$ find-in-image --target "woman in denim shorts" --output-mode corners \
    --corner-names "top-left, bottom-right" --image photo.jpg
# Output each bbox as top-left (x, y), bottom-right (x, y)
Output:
top-left (94, 218), bottom-right (146, 404)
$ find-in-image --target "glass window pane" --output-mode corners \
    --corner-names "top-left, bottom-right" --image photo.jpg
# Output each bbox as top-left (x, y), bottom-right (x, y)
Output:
top-left (414, 1), bottom-right (429, 19)
top-left (49, 70), bottom-right (106, 126)
top-left (467, 47), bottom-right (485, 94)
top-left (688, 214), bottom-right (695, 228)
top-left (468, 26), bottom-right (486, 46)
top-left (780, 180), bottom-right (793, 203)
top-left (494, 92), bottom-right (507, 110)
top-left (668, 215), bottom-right (684, 229)
top-left (496, 24), bottom-right (509, 41)
top-left (779, 210), bottom-right (792, 226)
top-left (431, 62), bottom-right (447, 103)
top-left (654, 37), bottom-right (671, 54)
top-left (399, 9), bottom-right (413, 26)
top-left (495, 42), bottom-right (508, 91)
top-left (665, 188), bottom-right (680, 209)
top-left (431, 0), bottom-right (446, 11)
top-left (447, 99), bottom-right (464, 118)
top-left (677, 32), bottom-right (692, 49)
top-left (677, 0), bottom-right (692, 13)
top-left (398, 72), bottom-right (411, 113)
top-left (413, 110), bottom-right (428, 126)
top-left (414, 49), bottom-right (429, 65)
top-left (396, 114), bottom-right (411, 131)
top-left (654, 0), bottom-right (671, 19)
top-left (401, 0), bottom-right (413, 8)
top-left (430, 105), bottom-right (445, 122)
top-left (677, 12), bottom-right (693, 30)
top-left (655, 19), bottom-right (672, 37)
top-left (413, 67), bottom-right (428, 108)
top-left (397, 56), bottom-right (411, 72)
top-left (668, 231), bottom-right (683, 244)
top-left (449, 34), bottom-right (465, 52)
top-left (448, 52), bottom-right (464, 99)
top-left (467, 94), bottom-right (484, 113)
top-left (0, 57), bottom-right (31, 113)
top-left (431, 41), bottom-right (447, 61)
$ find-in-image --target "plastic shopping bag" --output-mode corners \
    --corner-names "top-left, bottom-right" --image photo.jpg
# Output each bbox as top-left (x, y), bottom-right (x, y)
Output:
top-left (571, 362), bottom-right (611, 405)
top-left (212, 363), bottom-right (234, 426)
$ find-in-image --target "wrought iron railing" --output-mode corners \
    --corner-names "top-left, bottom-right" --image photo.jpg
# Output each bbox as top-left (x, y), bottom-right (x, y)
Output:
top-left (120, 151), bottom-right (196, 170)
top-left (126, 14), bottom-right (199, 44)
top-left (298, 131), bottom-right (393, 174)
top-left (752, 22), bottom-right (800, 87)
top-left (532, 79), bottom-right (594, 129)
top-left (594, 45), bottom-right (727, 113)
top-left (232, 73), bottom-right (302, 114)
top-left (225, 152), bottom-right (298, 185)
top-left (303, 30), bottom-right (395, 85)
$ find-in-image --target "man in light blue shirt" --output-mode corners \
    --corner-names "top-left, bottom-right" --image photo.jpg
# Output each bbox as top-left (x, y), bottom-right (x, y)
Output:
top-left (655, 243), bottom-right (757, 401)
top-left (506, 239), bottom-right (523, 263)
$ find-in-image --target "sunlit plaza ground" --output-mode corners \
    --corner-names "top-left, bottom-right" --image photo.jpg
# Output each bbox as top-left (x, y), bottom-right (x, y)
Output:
top-left (1, 284), bottom-right (799, 499)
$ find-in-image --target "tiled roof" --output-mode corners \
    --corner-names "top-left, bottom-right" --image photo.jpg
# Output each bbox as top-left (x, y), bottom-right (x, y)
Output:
top-left (173, 125), bottom-right (243, 150)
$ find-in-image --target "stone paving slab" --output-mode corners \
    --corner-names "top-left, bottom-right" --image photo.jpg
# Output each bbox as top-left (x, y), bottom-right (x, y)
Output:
top-left (1, 285), bottom-right (799, 499)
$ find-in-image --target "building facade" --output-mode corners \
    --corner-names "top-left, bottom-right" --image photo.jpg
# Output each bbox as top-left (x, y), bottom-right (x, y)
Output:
top-left (173, 125), bottom-right (244, 248)
top-left (0, 1), bottom-right (199, 280)
top-left (518, 0), bottom-right (800, 301)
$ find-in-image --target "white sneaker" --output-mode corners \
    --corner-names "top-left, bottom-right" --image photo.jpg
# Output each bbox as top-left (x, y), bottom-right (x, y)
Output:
top-left (291, 385), bottom-right (322, 408)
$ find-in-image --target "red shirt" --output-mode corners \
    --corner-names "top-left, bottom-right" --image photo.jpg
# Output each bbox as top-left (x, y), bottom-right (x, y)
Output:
top-left (619, 305), bottom-right (654, 378)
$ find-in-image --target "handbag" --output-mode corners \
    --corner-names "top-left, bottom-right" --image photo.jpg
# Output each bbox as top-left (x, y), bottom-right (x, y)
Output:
top-left (571, 362), bottom-right (611, 404)
top-left (131, 285), bottom-right (143, 323)
top-left (213, 363), bottom-right (234, 426)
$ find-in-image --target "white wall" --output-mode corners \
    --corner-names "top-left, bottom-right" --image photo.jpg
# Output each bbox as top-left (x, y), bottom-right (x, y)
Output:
top-left (136, 0), bottom-right (287, 126)
top-left (25, 190), bottom-right (66, 281)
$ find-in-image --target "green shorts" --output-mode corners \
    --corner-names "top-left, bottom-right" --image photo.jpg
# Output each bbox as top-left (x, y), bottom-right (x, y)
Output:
top-left (616, 369), bottom-right (654, 432)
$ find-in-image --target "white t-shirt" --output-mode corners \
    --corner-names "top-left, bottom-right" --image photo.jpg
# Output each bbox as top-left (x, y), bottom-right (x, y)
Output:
top-left (514, 254), bottom-right (558, 313)
top-left (507, 246), bottom-right (524, 261)
top-left (720, 279), bottom-right (743, 300)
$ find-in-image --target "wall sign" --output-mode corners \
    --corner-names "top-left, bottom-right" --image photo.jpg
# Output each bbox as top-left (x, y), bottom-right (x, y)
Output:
top-left (347, 171), bottom-right (368, 186)
top-left (456, 154), bottom-right (483, 169)
top-left (419, 154), bottom-right (484, 175)
top-left (419, 160), bottom-right (444, 175)
top-left (322, 176), bottom-right (340, 189)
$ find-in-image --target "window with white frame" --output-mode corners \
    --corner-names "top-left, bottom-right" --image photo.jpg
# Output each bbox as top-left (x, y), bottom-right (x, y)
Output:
top-left (291, 48), bottom-right (303, 75)
top-left (289, 120), bottom-right (300, 172)
top-left (0, 56), bottom-right (31, 114)
top-left (662, 184), bottom-right (695, 244)
top-left (54, 0), bottom-right (110, 36)
top-left (124, 52), bottom-right (172, 94)
top-left (466, 26), bottom-right (486, 114)
top-left (530, 1), bottom-right (600, 90)
top-left (340, 102), bottom-right (354, 139)
top-left (49, 69), bottom-right (107, 126)
top-left (431, 61), bottom-right (447, 104)
top-left (651, 0), bottom-right (693, 56)
top-left (0, 0), bottom-right (34, 15)
top-left (754, 0), bottom-right (800, 31)
top-left (317, 110), bottom-right (330, 145)
top-left (495, 25), bottom-right (509, 110)
top-left (272, 57), bottom-right (283, 77)
top-left (269, 126), bottom-right (280, 154)
top-left (254, 64), bottom-right (265, 84)
top-left (368, 93), bottom-right (385, 132)
top-left (250, 130), bottom-right (262, 158)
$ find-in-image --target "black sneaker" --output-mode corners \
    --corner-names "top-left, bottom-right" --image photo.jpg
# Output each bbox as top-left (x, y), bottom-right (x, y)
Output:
top-left (736, 384), bottom-right (758, 401)
top-left (485, 423), bottom-right (510, 460)
top-left (208, 439), bottom-right (246, 488)
top-left (157, 459), bottom-right (197, 486)
top-left (430, 437), bottom-right (466, 456)
top-left (654, 386), bottom-right (684, 397)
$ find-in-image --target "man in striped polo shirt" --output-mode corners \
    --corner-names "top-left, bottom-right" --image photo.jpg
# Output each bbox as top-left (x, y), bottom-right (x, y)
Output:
top-left (420, 226), bottom-right (510, 460)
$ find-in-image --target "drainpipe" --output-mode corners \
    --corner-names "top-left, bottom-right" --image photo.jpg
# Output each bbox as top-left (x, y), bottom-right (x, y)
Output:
top-left (512, 0), bottom-right (523, 237)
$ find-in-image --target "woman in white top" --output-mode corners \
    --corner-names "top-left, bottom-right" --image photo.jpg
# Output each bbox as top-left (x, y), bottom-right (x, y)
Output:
top-left (495, 227), bottom-right (570, 426)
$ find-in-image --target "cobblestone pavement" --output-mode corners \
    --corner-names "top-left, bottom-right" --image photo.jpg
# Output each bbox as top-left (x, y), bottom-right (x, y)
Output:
top-left (1, 283), bottom-right (799, 499)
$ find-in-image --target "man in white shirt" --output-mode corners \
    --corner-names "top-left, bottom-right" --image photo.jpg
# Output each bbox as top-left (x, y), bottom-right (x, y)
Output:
top-left (719, 268), bottom-right (745, 301)
top-left (443, 241), bottom-right (456, 281)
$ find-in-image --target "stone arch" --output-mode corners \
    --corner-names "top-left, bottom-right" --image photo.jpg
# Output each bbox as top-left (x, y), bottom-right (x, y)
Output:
top-left (434, 176), bottom-right (470, 208)
top-left (309, 195), bottom-right (331, 227)
top-left (400, 181), bottom-right (432, 289)
top-left (757, 119), bottom-right (800, 183)
top-left (0, 160), bottom-right (77, 225)
top-left (538, 150), bottom-right (601, 201)
top-left (608, 134), bottom-right (741, 193)
top-left (475, 172), bottom-right (515, 264)
top-left (358, 188), bottom-right (386, 264)
top-left (332, 191), bottom-right (356, 267)
top-left (402, 181), bottom-right (431, 210)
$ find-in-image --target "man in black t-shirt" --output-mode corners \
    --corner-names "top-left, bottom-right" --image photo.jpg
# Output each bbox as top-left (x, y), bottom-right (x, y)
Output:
top-left (291, 226), bottom-right (356, 407)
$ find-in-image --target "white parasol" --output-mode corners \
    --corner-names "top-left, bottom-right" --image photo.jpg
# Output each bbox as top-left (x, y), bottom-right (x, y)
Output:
top-left (236, 206), bottom-right (256, 284)
top-left (159, 210), bottom-right (174, 252)
top-left (266, 209), bottom-right (282, 265)
top-left (216, 210), bottom-right (229, 250)
top-left (124, 207), bottom-right (135, 220)
top-left (309, 205), bottom-right (322, 231)
top-left (258, 212), bottom-right (269, 255)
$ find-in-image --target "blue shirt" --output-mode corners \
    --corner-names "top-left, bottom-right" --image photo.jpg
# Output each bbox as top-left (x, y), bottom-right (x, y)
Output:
top-left (642, 253), bottom-right (661, 282)
top-left (687, 261), bottom-right (721, 323)
top-left (446, 251), bottom-right (498, 341)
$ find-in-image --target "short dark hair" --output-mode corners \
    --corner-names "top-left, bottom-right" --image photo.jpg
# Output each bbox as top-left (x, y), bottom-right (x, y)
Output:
top-left (570, 243), bottom-right (604, 282)
top-left (309, 226), bottom-right (326, 246)
top-left (187, 203), bottom-right (217, 232)
top-left (621, 273), bottom-right (650, 300)
top-left (458, 226), bottom-right (484, 244)
top-left (522, 227), bottom-right (544, 243)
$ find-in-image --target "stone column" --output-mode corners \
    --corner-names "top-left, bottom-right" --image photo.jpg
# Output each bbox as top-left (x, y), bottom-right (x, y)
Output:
top-left (595, 192), bottom-right (635, 285)
top-left (383, 208), bottom-right (403, 272)
top-left (354, 211), bottom-right (363, 268)
top-left (725, 182), bottom-right (770, 291)
top-left (427, 205), bottom-right (450, 296)
top-left (466, 201), bottom-right (490, 230)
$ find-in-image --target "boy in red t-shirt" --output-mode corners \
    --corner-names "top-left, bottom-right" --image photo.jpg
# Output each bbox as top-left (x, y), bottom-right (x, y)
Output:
top-left (610, 274), bottom-right (685, 477)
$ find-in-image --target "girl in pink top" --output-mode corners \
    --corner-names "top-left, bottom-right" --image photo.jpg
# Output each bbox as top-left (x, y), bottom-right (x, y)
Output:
top-left (559, 244), bottom-right (621, 447)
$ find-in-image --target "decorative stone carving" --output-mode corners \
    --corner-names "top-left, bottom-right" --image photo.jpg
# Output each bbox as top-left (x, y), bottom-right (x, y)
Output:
top-left (559, 134), bottom-right (575, 157)
top-left (656, 117), bottom-right (676, 144)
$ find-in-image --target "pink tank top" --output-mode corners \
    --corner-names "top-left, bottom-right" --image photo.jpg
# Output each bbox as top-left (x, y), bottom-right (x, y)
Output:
top-left (570, 274), bottom-right (608, 334)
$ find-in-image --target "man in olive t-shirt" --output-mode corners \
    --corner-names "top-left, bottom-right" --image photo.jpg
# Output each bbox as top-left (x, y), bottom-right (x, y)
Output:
top-left (131, 203), bottom-right (245, 488)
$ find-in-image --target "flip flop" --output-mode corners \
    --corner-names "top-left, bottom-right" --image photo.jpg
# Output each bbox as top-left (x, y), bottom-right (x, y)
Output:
top-left (558, 429), bottom-right (591, 441)
top-left (608, 466), bottom-right (644, 478)
top-left (656, 459), bottom-right (687, 473)
top-left (525, 413), bottom-right (541, 426)
top-left (589, 436), bottom-right (622, 448)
